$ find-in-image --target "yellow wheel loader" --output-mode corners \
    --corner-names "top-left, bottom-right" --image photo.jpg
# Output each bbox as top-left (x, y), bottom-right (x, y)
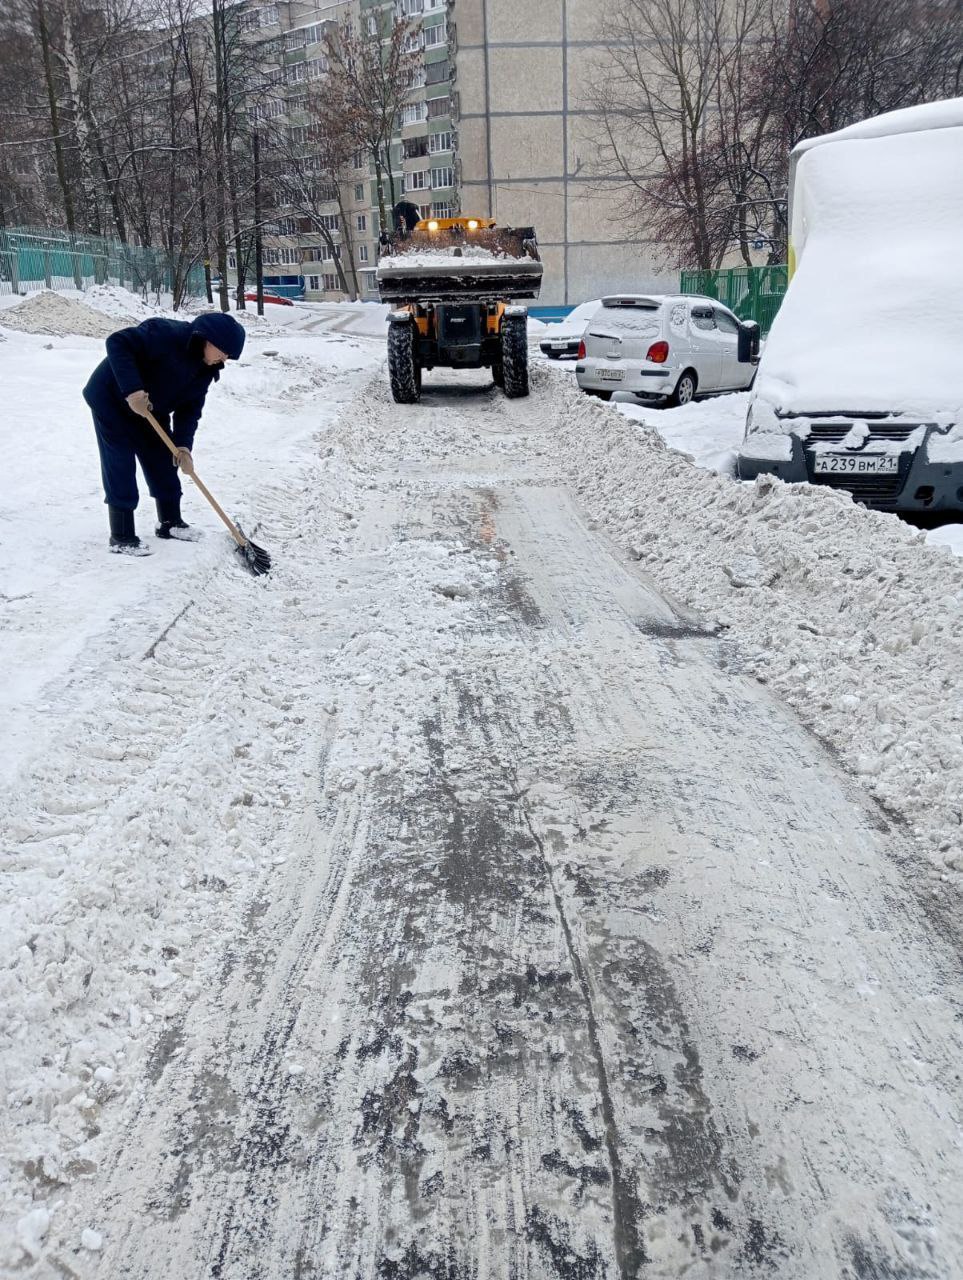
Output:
top-left (376, 216), bottom-right (543, 403)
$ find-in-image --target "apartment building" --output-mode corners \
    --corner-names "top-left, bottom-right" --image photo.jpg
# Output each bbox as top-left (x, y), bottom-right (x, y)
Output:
top-left (450, 0), bottom-right (672, 306)
top-left (229, 0), bottom-right (454, 302)
top-left (233, 0), bottom-right (656, 307)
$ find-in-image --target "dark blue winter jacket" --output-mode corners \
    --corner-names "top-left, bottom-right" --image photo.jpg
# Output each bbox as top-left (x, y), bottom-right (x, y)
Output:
top-left (83, 313), bottom-right (246, 449)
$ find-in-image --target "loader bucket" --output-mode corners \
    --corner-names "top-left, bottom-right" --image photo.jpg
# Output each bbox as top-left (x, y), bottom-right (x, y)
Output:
top-left (377, 224), bottom-right (543, 305)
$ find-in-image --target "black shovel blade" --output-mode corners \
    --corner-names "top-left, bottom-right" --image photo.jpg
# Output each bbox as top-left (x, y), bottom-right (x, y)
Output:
top-left (234, 525), bottom-right (272, 576)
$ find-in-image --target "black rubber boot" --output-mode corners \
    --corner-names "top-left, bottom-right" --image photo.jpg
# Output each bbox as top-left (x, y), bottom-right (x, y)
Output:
top-left (155, 498), bottom-right (200, 542)
top-left (108, 506), bottom-right (151, 557)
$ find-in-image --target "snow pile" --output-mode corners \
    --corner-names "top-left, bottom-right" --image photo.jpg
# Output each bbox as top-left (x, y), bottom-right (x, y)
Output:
top-left (81, 284), bottom-right (165, 323)
top-left (545, 370), bottom-right (963, 884)
top-left (615, 392), bottom-right (749, 475)
top-left (757, 123), bottom-right (963, 420)
top-left (0, 291), bottom-right (123, 338)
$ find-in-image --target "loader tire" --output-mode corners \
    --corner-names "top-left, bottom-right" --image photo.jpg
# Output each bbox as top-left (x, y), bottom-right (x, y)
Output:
top-left (388, 321), bottom-right (421, 404)
top-left (501, 315), bottom-right (529, 399)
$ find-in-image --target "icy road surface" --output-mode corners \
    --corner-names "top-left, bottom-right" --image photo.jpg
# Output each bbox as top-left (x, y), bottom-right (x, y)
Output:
top-left (8, 365), bottom-right (956, 1279)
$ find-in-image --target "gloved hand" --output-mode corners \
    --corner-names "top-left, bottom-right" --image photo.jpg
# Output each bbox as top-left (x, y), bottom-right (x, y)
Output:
top-left (126, 389), bottom-right (152, 417)
top-left (173, 447), bottom-right (195, 476)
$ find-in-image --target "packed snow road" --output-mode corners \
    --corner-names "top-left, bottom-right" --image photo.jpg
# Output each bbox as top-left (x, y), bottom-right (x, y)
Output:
top-left (10, 363), bottom-right (960, 1278)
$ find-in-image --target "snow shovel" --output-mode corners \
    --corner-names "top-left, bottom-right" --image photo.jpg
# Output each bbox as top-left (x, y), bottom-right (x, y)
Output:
top-left (142, 409), bottom-right (271, 577)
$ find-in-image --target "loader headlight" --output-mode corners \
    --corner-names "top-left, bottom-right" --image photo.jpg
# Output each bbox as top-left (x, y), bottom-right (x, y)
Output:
top-left (427, 219), bottom-right (439, 231)
top-left (467, 219), bottom-right (479, 230)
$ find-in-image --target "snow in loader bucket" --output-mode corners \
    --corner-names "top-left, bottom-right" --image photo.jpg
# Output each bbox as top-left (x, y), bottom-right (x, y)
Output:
top-left (377, 225), bottom-right (543, 304)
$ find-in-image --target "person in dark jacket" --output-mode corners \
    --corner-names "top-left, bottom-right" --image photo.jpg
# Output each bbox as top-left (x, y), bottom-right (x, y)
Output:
top-left (83, 312), bottom-right (245, 555)
top-left (391, 199), bottom-right (421, 239)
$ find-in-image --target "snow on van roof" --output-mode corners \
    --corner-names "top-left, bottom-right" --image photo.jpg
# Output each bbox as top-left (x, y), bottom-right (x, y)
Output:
top-left (792, 96), bottom-right (963, 156)
top-left (759, 121), bottom-right (963, 419)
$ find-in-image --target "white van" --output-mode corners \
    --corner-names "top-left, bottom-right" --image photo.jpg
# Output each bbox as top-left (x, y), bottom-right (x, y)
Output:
top-left (738, 99), bottom-right (963, 512)
top-left (575, 294), bottom-right (758, 405)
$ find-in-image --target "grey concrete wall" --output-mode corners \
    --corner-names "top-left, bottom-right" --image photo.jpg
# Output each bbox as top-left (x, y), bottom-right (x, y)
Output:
top-left (451, 0), bottom-right (674, 305)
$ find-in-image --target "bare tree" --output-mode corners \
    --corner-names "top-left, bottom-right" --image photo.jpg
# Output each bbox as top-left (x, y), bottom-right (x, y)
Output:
top-left (587, 0), bottom-right (963, 270)
top-left (322, 10), bottom-right (417, 230)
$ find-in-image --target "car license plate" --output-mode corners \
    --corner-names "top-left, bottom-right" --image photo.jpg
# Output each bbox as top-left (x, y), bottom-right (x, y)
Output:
top-left (813, 453), bottom-right (898, 475)
top-left (552, 341), bottom-right (569, 349)
top-left (599, 368), bottom-right (624, 381)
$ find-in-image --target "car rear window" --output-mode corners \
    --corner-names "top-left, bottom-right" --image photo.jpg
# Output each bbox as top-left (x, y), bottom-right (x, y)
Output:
top-left (597, 305), bottom-right (661, 337)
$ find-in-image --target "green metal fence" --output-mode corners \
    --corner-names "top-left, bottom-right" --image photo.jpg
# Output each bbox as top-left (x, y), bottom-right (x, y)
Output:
top-left (680, 264), bottom-right (788, 334)
top-left (0, 226), bottom-right (205, 299)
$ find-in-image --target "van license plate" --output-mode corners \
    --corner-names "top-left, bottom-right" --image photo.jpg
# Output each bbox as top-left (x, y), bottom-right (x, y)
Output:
top-left (599, 369), bottom-right (624, 381)
top-left (814, 454), bottom-right (898, 475)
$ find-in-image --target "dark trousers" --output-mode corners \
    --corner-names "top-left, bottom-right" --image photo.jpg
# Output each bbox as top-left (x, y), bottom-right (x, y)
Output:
top-left (91, 411), bottom-right (182, 511)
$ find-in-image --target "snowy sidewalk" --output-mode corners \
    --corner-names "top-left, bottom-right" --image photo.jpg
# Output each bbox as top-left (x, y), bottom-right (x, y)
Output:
top-left (2, 354), bottom-right (962, 1276)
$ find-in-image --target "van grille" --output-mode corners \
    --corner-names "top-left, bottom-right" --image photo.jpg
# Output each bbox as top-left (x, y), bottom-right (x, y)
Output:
top-left (805, 422), bottom-right (926, 444)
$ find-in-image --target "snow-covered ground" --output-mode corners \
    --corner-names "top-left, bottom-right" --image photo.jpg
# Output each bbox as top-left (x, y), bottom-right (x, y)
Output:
top-left (2, 288), bottom-right (962, 1275)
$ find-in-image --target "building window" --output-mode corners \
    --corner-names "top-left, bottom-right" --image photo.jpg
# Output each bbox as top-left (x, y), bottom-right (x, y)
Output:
top-left (358, 244), bottom-right (369, 263)
top-left (400, 0), bottom-right (423, 13)
top-left (305, 56), bottom-right (327, 79)
top-left (405, 169), bottom-right (428, 192)
top-left (322, 273), bottom-right (338, 291)
top-left (308, 275), bottom-right (320, 291)
top-left (428, 131), bottom-right (452, 154)
top-left (352, 150), bottom-right (365, 169)
top-left (228, 253), bottom-right (237, 269)
top-left (289, 125), bottom-right (309, 145)
top-left (430, 166), bottom-right (453, 189)
top-left (425, 60), bottom-right (449, 85)
top-left (403, 135), bottom-right (429, 159)
top-left (316, 213), bottom-right (339, 231)
top-left (260, 5), bottom-right (279, 25)
top-left (276, 216), bottom-right (296, 235)
top-left (426, 96), bottom-right (449, 119)
top-left (356, 213), bottom-right (367, 232)
top-left (363, 271), bottom-right (378, 291)
top-left (285, 28), bottom-right (306, 50)
top-left (406, 65), bottom-right (426, 89)
top-left (432, 201), bottom-right (453, 217)
top-left (404, 31), bottom-right (421, 52)
top-left (366, 13), bottom-right (378, 35)
top-left (354, 183), bottom-right (365, 201)
top-left (286, 62), bottom-right (307, 84)
top-left (423, 21), bottom-right (446, 47)
top-left (401, 101), bottom-right (428, 126)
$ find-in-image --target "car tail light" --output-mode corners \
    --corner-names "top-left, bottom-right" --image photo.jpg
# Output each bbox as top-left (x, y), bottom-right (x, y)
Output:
top-left (577, 339), bottom-right (586, 359)
top-left (646, 340), bottom-right (669, 363)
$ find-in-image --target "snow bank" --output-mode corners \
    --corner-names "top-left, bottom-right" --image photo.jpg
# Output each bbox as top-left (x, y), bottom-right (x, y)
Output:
top-left (545, 369), bottom-right (963, 886)
top-left (758, 125), bottom-right (963, 420)
top-left (615, 392), bottom-right (749, 475)
top-left (0, 291), bottom-right (123, 338)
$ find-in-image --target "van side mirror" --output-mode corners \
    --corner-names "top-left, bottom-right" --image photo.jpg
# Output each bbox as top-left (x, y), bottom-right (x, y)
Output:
top-left (738, 321), bottom-right (760, 364)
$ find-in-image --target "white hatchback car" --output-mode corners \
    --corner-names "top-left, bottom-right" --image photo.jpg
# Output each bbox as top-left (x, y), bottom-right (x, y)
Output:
top-left (576, 294), bottom-right (758, 405)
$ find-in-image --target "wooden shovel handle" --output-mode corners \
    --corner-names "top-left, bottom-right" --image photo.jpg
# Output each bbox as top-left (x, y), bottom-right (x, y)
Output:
top-left (142, 409), bottom-right (247, 549)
